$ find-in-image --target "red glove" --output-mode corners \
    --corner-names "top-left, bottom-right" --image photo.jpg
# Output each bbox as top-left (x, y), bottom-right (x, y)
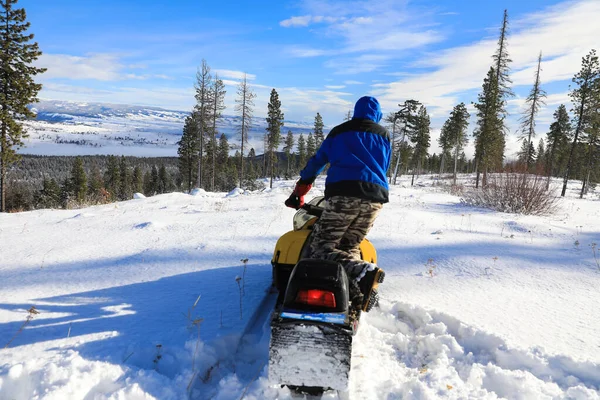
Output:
top-left (285, 182), bottom-right (312, 209)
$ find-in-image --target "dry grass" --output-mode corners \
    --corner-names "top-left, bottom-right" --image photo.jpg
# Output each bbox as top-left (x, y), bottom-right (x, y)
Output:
top-left (461, 172), bottom-right (559, 216)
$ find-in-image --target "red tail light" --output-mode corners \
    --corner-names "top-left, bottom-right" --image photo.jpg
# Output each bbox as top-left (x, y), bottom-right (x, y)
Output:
top-left (295, 289), bottom-right (337, 308)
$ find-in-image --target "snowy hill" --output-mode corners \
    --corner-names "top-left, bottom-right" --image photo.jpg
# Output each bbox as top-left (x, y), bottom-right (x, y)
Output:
top-left (0, 177), bottom-right (599, 399)
top-left (22, 100), bottom-right (315, 157)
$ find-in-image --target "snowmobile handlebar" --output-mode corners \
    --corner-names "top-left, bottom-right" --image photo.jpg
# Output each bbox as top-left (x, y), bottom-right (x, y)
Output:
top-left (301, 204), bottom-right (323, 217)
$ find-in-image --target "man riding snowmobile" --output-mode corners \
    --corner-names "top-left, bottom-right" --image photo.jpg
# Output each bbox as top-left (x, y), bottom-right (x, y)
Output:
top-left (285, 95), bottom-right (391, 310)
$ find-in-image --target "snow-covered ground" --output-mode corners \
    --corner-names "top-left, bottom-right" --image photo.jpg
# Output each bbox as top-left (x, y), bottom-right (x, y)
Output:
top-left (0, 176), bottom-right (599, 399)
top-left (21, 100), bottom-right (315, 157)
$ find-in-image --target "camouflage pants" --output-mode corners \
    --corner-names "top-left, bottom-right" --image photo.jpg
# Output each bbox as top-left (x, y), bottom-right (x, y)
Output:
top-left (310, 196), bottom-right (382, 279)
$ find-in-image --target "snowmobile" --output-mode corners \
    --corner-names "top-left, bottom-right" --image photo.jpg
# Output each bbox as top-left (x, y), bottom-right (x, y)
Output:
top-left (268, 197), bottom-right (384, 394)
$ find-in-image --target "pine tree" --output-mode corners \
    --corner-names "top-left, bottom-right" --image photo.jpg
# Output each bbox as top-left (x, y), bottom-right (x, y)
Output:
top-left (178, 114), bottom-right (199, 192)
top-left (439, 104), bottom-right (470, 182)
top-left (297, 133), bottom-right (307, 170)
top-left (266, 88), bottom-right (284, 188)
top-left (410, 106), bottom-right (431, 186)
top-left (36, 177), bottom-right (60, 209)
top-left (384, 112), bottom-right (400, 180)
top-left (283, 130), bottom-right (295, 179)
top-left (87, 166), bottom-right (104, 203)
top-left (474, 10), bottom-right (513, 188)
top-left (104, 155), bottom-right (120, 201)
top-left (132, 166), bottom-right (143, 194)
top-left (306, 132), bottom-right (316, 159)
top-left (518, 140), bottom-right (536, 167)
top-left (150, 165), bottom-right (159, 195)
top-left (217, 133), bottom-right (230, 190)
top-left (536, 138), bottom-right (546, 169)
top-left (194, 60), bottom-right (212, 189)
top-left (118, 156), bottom-right (131, 201)
top-left (345, 110), bottom-right (352, 121)
top-left (209, 75), bottom-right (226, 191)
top-left (493, 10), bottom-right (514, 100)
top-left (158, 164), bottom-right (171, 194)
top-left (562, 49), bottom-right (600, 197)
top-left (392, 100), bottom-right (421, 184)
top-left (0, 0), bottom-right (46, 212)
top-left (70, 157), bottom-right (87, 204)
top-left (519, 52), bottom-right (547, 170)
top-left (143, 170), bottom-right (152, 196)
top-left (473, 67), bottom-right (503, 188)
top-left (546, 104), bottom-right (571, 189)
top-left (235, 73), bottom-right (256, 188)
top-left (314, 113), bottom-right (324, 148)
top-left (580, 78), bottom-right (600, 197)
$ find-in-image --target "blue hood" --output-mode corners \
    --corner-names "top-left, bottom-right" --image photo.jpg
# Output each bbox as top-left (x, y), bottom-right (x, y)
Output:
top-left (353, 96), bottom-right (382, 123)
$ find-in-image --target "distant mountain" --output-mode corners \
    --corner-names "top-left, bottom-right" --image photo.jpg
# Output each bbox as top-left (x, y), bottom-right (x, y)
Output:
top-left (22, 100), bottom-right (316, 157)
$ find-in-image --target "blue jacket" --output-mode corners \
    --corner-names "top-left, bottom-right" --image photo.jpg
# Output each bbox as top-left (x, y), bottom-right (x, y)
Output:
top-left (300, 96), bottom-right (391, 203)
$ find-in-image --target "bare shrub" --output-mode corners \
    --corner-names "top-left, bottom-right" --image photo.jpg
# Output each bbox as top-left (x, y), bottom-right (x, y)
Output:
top-left (461, 172), bottom-right (558, 215)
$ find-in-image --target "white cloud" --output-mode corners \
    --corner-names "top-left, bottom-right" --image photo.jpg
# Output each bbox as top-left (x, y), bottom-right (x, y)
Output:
top-left (282, 0), bottom-right (443, 72)
top-left (213, 69), bottom-right (256, 81)
top-left (280, 15), bottom-right (313, 27)
top-left (373, 0), bottom-right (600, 118)
top-left (37, 53), bottom-right (172, 82)
top-left (38, 53), bottom-right (124, 81)
top-left (325, 85), bottom-right (346, 89)
top-left (280, 15), bottom-right (339, 27)
top-left (285, 46), bottom-right (327, 58)
top-left (344, 80), bottom-right (363, 85)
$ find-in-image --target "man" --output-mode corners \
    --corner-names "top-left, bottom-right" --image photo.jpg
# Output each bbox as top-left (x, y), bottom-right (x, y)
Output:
top-left (285, 96), bottom-right (391, 311)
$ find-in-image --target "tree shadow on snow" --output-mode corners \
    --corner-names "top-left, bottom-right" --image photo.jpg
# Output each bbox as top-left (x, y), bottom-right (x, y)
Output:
top-left (0, 254), bottom-right (273, 381)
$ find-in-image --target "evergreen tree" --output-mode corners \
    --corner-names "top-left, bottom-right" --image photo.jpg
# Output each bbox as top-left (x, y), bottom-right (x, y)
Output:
top-left (580, 81), bottom-right (600, 197)
top-left (562, 49), bottom-right (600, 197)
top-left (518, 140), bottom-right (536, 167)
top-left (545, 104), bottom-right (571, 189)
top-left (194, 60), bottom-right (212, 189)
top-left (266, 88), bottom-right (284, 188)
top-left (71, 156), bottom-right (87, 204)
top-left (59, 177), bottom-right (71, 209)
top-left (0, 0), bottom-right (46, 211)
top-left (87, 166), bottom-right (104, 203)
top-left (217, 133), bottom-right (230, 190)
top-left (536, 138), bottom-right (546, 169)
top-left (473, 67), bottom-right (504, 188)
top-left (392, 100), bottom-right (421, 184)
top-left (235, 73), bottom-right (256, 188)
top-left (306, 132), bottom-right (316, 159)
top-left (313, 113), bottom-right (324, 147)
top-left (493, 10), bottom-right (514, 100)
top-left (118, 156), bottom-right (131, 201)
top-left (209, 75), bottom-right (226, 191)
top-left (474, 10), bottom-right (513, 188)
top-left (104, 155), bottom-right (119, 201)
top-left (143, 170), bottom-right (152, 196)
top-left (158, 164), bottom-right (171, 194)
top-left (36, 177), bottom-right (60, 209)
top-left (150, 165), bottom-right (159, 195)
top-left (446, 103), bottom-right (470, 184)
top-left (283, 130), bottom-right (295, 179)
top-left (345, 110), bottom-right (352, 121)
top-left (178, 114), bottom-right (199, 192)
top-left (519, 52), bottom-right (547, 170)
top-left (132, 166), bottom-right (143, 194)
top-left (410, 106), bottom-right (431, 186)
top-left (384, 112), bottom-right (401, 180)
top-left (297, 133), bottom-right (307, 170)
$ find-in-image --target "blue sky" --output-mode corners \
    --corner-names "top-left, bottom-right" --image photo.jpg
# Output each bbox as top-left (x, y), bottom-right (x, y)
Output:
top-left (25, 0), bottom-right (600, 157)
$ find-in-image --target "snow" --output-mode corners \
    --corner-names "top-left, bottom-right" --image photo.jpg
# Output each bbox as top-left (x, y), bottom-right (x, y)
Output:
top-left (20, 100), bottom-right (316, 157)
top-left (0, 176), bottom-right (599, 399)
